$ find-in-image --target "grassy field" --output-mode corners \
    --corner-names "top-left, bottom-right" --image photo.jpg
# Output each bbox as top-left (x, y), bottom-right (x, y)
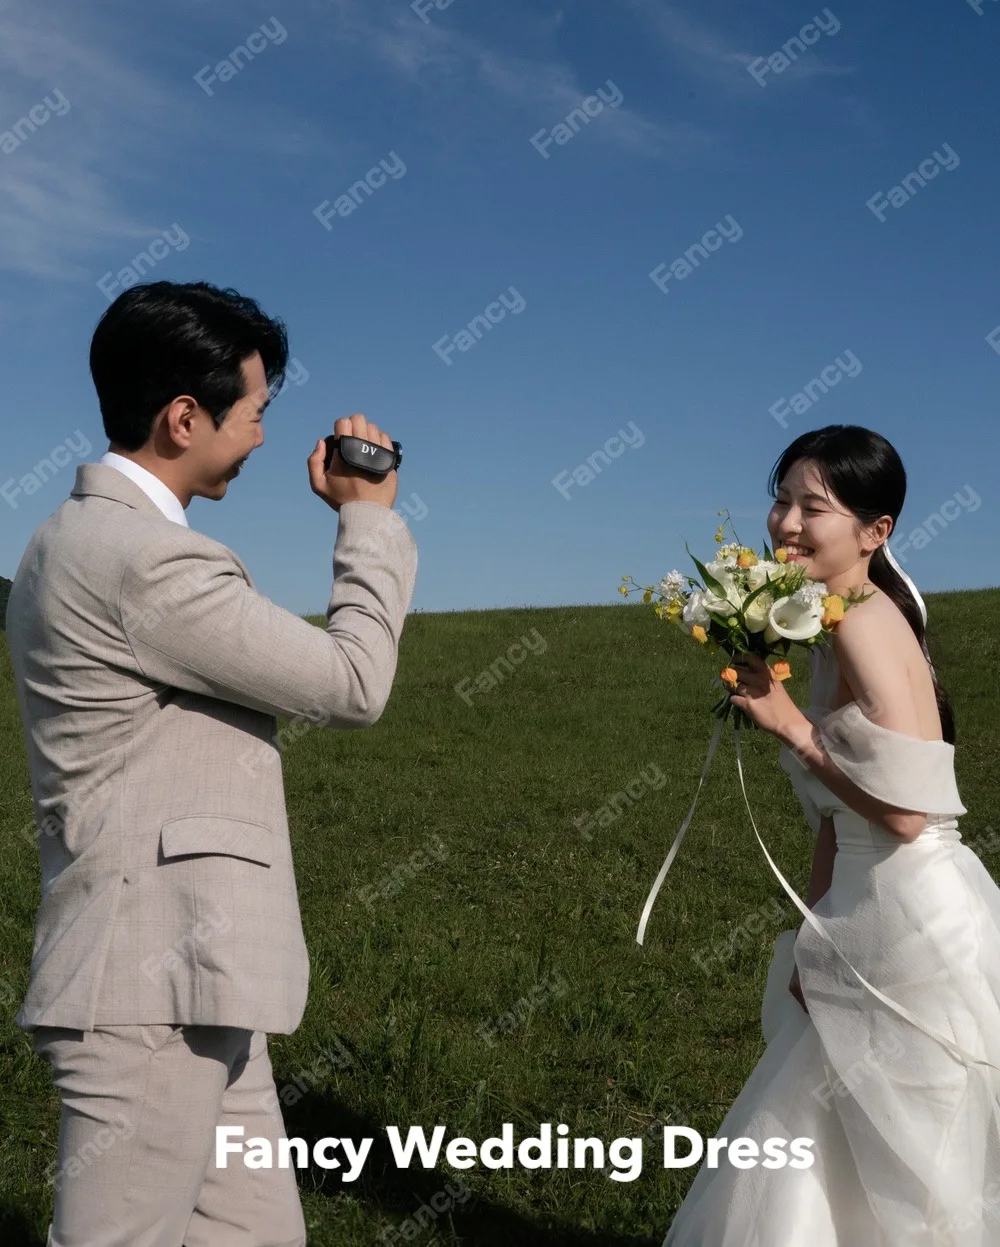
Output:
top-left (1, 588), bottom-right (998, 1244)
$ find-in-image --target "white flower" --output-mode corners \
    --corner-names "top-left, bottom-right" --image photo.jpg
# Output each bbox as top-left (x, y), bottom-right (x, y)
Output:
top-left (746, 561), bottom-right (782, 591)
top-left (769, 595), bottom-right (824, 642)
top-left (683, 591), bottom-right (711, 627)
top-left (659, 570), bottom-right (686, 601)
top-left (791, 581), bottom-right (828, 610)
top-left (745, 591), bottom-right (774, 634)
top-left (704, 561), bottom-right (742, 611)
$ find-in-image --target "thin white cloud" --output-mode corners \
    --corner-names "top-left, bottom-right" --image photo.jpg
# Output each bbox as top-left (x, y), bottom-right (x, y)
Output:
top-left (628, 0), bottom-right (856, 95)
top-left (0, 1), bottom-right (347, 284)
top-left (0, 5), bottom-right (179, 279)
top-left (316, 0), bottom-right (712, 160)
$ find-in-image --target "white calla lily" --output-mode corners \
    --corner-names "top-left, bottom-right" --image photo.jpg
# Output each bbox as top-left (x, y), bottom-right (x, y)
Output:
top-left (768, 595), bottom-right (824, 641)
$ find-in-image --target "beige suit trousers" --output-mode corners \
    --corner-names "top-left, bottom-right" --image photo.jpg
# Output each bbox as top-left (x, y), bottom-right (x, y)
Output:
top-left (31, 1023), bottom-right (307, 1246)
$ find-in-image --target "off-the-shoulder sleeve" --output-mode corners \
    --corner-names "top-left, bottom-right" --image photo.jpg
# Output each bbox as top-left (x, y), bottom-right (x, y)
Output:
top-left (818, 704), bottom-right (967, 816)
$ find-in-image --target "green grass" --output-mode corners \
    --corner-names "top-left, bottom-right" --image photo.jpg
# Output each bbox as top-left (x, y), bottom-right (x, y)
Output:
top-left (1, 589), bottom-right (998, 1244)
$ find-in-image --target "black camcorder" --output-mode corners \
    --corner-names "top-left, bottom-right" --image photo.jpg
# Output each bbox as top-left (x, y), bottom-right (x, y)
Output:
top-left (323, 434), bottom-right (403, 478)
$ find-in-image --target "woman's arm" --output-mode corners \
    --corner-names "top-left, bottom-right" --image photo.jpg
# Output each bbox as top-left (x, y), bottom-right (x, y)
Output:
top-left (789, 814), bottom-right (838, 1013)
top-left (778, 716), bottom-right (926, 842)
top-left (806, 815), bottom-right (837, 907)
top-left (731, 604), bottom-right (929, 842)
top-left (791, 604), bottom-right (928, 841)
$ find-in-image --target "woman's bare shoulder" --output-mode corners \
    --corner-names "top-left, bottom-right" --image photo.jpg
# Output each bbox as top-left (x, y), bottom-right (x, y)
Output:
top-left (834, 585), bottom-right (914, 649)
top-left (832, 588), bottom-right (926, 731)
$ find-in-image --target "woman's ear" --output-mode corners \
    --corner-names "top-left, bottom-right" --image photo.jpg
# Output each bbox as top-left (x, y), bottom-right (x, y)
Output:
top-left (862, 514), bottom-right (895, 556)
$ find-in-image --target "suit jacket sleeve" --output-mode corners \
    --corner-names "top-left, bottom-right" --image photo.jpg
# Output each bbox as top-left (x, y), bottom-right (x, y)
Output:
top-left (118, 500), bottom-right (418, 727)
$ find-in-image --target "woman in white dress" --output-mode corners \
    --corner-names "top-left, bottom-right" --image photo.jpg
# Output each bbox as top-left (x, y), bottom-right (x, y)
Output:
top-left (663, 425), bottom-right (1000, 1246)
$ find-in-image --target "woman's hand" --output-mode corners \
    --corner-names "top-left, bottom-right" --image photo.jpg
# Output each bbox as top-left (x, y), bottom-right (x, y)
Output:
top-left (729, 654), bottom-right (808, 741)
top-left (789, 965), bottom-right (808, 1014)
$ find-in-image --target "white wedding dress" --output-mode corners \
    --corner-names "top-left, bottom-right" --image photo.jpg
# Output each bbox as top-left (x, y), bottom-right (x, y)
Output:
top-left (663, 647), bottom-right (1000, 1246)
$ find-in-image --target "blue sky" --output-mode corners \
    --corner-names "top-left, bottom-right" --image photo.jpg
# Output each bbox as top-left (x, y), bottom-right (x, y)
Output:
top-left (1, 0), bottom-right (996, 615)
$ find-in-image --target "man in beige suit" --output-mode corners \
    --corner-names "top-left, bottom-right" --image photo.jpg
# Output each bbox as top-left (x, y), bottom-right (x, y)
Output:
top-left (6, 280), bottom-right (418, 1246)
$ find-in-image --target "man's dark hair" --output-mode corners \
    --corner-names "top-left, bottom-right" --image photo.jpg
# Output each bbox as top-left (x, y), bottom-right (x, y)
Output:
top-left (89, 281), bottom-right (289, 451)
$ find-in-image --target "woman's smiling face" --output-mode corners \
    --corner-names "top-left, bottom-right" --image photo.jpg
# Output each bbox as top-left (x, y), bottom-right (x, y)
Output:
top-left (767, 457), bottom-right (884, 585)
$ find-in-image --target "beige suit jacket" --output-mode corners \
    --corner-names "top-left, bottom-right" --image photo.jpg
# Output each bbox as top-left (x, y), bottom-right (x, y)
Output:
top-left (6, 464), bottom-right (418, 1033)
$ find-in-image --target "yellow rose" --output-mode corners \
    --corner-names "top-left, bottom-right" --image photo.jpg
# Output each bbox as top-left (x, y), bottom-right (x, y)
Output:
top-left (822, 594), bottom-right (846, 627)
top-left (737, 551), bottom-right (758, 569)
top-left (721, 668), bottom-right (740, 689)
top-left (774, 548), bottom-right (788, 563)
top-left (772, 660), bottom-right (792, 683)
top-left (691, 625), bottom-right (708, 645)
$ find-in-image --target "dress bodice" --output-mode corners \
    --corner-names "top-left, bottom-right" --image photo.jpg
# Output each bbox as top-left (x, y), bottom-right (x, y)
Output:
top-left (779, 644), bottom-right (966, 850)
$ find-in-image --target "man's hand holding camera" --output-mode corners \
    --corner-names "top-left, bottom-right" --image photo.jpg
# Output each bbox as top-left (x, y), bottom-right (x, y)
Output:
top-left (308, 413), bottom-right (400, 512)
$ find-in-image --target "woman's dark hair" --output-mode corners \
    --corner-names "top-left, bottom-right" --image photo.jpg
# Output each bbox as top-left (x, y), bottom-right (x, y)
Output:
top-left (90, 280), bottom-right (289, 451)
top-left (768, 424), bottom-right (955, 744)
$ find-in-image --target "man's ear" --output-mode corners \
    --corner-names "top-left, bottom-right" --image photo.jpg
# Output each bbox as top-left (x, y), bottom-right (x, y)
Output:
top-left (160, 396), bottom-right (200, 450)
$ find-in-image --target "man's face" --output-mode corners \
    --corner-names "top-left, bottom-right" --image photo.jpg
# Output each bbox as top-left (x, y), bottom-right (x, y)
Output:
top-left (189, 353), bottom-right (269, 501)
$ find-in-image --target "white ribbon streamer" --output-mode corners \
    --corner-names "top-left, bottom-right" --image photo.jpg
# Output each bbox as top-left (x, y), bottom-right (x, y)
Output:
top-left (636, 717), bottom-right (725, 947)
top-left (883, 541), bottom-right (928, 626)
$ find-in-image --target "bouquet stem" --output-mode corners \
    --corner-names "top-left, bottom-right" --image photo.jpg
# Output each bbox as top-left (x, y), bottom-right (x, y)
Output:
top-left (711, 693), bottom-right (754, 734)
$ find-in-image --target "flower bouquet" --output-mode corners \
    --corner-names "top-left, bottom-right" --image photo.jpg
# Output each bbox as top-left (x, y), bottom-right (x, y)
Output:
top-left (620, 511), bottom-right (869, 731)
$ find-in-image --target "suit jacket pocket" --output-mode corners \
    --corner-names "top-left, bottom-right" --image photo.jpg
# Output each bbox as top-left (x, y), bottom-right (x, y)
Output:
top-left (160, 815), bottom-right (272, 867)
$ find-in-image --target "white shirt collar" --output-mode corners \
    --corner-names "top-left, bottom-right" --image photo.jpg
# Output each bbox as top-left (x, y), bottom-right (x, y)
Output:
top-left (98, 451), bottom-right (189, 528)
